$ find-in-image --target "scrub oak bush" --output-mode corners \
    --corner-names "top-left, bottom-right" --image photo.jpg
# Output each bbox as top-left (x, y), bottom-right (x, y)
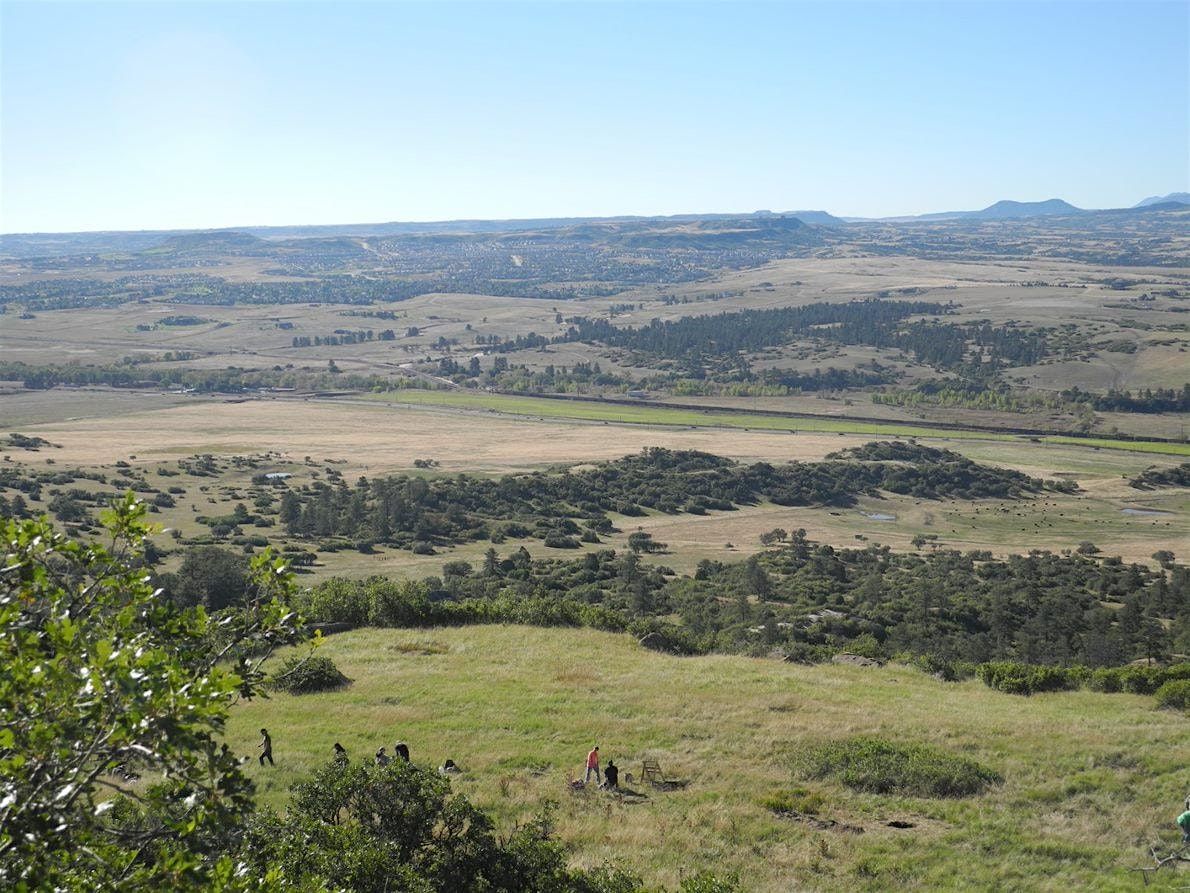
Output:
top-left (1154, 679), bottom-right (1190, 711)
top-left (793, 736), bottom-right (1002, 798)
top-left (976, 662), bottom-right (1083, 695)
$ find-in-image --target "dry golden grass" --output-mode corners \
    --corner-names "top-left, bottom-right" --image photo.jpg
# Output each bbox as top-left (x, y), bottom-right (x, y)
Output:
top-left (4, 394), bottom-right (882, 474)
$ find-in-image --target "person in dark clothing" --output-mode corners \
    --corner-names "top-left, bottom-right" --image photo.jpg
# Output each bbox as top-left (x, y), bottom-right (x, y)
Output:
top-left (603, 760), bottom-right (619, 790)
top-left (375, 747), bottom-right (390, 766)
top-left (258, 729), bottom-right (274, 766)
top-left (333, 742), bottom-right (348, 765)
top-left (394, 742), bottom-right (410, 763)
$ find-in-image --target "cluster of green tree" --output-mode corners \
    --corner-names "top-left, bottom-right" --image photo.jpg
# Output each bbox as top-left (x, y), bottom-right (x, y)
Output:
top-left (873, 379), bottom-right (1067, 413)
top-left (434, 357), bottom-right (631, 394)
top-left (1129, 463), bottom-right (1190, 490)
top-left (0, 274), bottom-right (218, 310)
top-left (291, 529), bottom-right (1187, 668)
top-left (758, 366), bottom-right (896, 391)
top-left (487, 300), bottom-right (946, 360)
top-left (486, 300), bottom-right (1050, 378)
top-left (431, 354), bottom-right (895, 398)
top-left (0, 359), bottom-right (433, 394)
top-left (3, 433), bottom-right (56, 450)
top-left (273, 446), bottom-right (1064, 551)
top-left (0, 464), bottom-right (153, 513)
top-left (169, 275), bottom-right (433, 306)
top-left (3, 504), bottom-right (731, 892)
top-left (974, 660), bottom-right (1190, 697)
top-left (290, 328), bottom-right (396, 347)
top-left (1061, 384), bottom-right (1190, 414)
top-left (340, 307), bottom-right (403, 320)
top-left (118, 350), bottom-right (201, 365)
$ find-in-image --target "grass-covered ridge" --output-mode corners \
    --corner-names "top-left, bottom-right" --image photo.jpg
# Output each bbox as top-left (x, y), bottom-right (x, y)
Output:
top-left (227, 625), bottom-right (1190, 892)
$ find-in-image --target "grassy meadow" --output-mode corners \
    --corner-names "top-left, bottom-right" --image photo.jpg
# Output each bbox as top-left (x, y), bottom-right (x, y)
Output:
top-left (366, 389), bottom-right (1190, 457)
top-left (227, 625), bottom-right (1190, 891)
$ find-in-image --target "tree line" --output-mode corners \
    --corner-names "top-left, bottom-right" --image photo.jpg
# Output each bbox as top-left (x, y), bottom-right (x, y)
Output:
top-left (281, 529), bottom-right (1187, 669)
top-left (271, 445), bottom-right (1068, 551)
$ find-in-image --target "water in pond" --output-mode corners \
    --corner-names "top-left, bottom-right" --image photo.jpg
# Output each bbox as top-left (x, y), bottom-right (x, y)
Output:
top-left (1120, 508), bottom-right (1173, 517)
top-left (861, 512), bottom-right (896, 521)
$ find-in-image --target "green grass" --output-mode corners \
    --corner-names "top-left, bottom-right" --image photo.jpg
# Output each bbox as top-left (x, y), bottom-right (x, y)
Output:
top-left (227, 625), bottom-right (1190, 892)
top-left (367, 390), bottom-right (1190, 457)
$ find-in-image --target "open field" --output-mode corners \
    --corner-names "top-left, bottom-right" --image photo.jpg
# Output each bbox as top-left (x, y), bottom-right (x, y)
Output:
top-left (2, 392), bottom-right (896, 473)
top-left (226, 625), bottom-right (1190, 892)
top-left (365, 389), bottom-right (1190, 456)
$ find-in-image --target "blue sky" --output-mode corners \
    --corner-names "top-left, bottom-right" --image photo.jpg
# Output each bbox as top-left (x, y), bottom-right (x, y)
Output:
top-left (2, 1), bottom-right (1187, 232)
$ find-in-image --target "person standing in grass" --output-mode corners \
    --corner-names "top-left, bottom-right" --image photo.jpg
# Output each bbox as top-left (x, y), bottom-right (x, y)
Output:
top-left (584, 746), bottom-right (600, 784)
top-left (258, 728), bottom-right (274, 766)
top-left (333, 742), bottom-right (348, 766)
top-left (1178, 808), bottom-right (1190, 844)
top-left (395, 742), bottom-right (410, 763)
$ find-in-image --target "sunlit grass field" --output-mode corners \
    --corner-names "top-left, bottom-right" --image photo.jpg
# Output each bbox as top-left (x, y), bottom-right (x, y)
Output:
top-left (367, 389), bottom-right (1190, 457)
top-left (227, 626), bottom-right (1190, 891)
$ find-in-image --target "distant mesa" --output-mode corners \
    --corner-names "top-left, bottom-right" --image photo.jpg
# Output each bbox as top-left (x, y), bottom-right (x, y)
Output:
top-left (965, 198), bottom-right (1081, 219)
top-left (878, 198), bottom-right (1084, 223)
top-left (153, 230), bottom-right (268, 254)
top-left (1134, 192), bottom-right (1190, 208)
top-left (783, 210), bottom-right (846, 227)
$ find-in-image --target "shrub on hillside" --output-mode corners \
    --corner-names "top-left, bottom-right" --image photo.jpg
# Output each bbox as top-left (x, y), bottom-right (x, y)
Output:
top-left (793, 735), bottom-right (1002, 798)
top-left (1087, 663), bottom-right (1190, 695)
top-left (910, 654), bottom-right (977, 682)
top-left (976, 662), bottom-right (1082, 695)
top-left (780, 642), bottom-right (835, 664)
top-left (1154, 680), bottom-right (1190, 711)
top-left (297, 577), bottom-right (372, 625)
top-left (271, 654), bottom-right (351, 694)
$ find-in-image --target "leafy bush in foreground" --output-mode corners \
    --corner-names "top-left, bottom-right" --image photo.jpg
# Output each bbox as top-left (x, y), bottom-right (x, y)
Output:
top-left (242, 759), bottom-right (651, 892)
top-left (271, 654), bottom-right (351, 694)
top-left (793, 736), bottom-right (1002, 798)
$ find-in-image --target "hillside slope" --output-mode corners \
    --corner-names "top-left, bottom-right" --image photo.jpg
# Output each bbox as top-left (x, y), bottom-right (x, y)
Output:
top-left (227, 626), bottom-right (1188, 891)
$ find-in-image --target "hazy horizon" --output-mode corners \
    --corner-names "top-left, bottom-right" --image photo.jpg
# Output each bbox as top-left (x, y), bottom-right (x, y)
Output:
top-left (3, 1), bottom-right (1187, 233)
top-left (4, 193), bottom-right (1189, 238)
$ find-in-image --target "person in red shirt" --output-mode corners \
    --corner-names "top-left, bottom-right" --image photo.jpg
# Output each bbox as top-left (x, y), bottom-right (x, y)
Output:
top-left (584, 746), bottom-right (600, 784)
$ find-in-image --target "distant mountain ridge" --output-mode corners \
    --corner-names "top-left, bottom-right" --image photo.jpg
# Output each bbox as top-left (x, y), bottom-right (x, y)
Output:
top-left (967, 198), bottom-right (1081, 219)
top-left (1135, 192), bottom-right (1190, 207)
top-left (782, 210), bottom-right (846, 227)
top-left (881, 198), bottom-right (1084, 222)
top-left (2, 194), bottom-right (1185, 258)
